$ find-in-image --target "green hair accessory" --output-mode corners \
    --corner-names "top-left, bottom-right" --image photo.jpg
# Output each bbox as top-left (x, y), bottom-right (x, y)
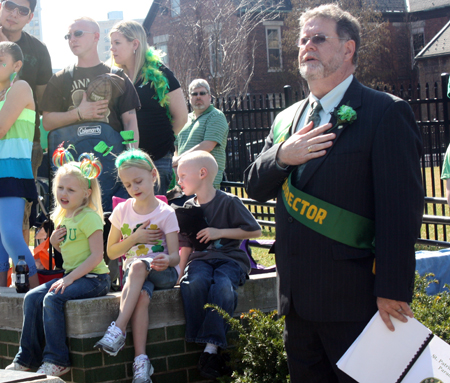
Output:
top-left (120, 131), bottom-right (137, 145)
top-left (115, 148), bottom-right (153, 169)
top-left (94, 141), bottom-right (114, 156)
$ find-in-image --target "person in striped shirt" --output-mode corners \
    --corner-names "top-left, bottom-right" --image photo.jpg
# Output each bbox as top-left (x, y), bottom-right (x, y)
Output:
top-left (173, 79), bottom-right (229, 189)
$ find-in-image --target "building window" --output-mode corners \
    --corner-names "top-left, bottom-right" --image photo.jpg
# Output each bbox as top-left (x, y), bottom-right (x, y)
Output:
top-left (171, 0), bottom-right (180, 17)
top-left (157, 44), bottom-right (169, 65)
top-left (154, 35), bottom-right (169, 65)
top-left (413, 32), bottom-right (425, 56)
top-left (209, 29), bottom-right (223, 77)
top-left (266, 27), bottom-right (282, 71)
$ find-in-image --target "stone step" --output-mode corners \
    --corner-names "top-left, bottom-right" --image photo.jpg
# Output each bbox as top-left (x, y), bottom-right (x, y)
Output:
top-left (0, 369), bottom-right (64, 383)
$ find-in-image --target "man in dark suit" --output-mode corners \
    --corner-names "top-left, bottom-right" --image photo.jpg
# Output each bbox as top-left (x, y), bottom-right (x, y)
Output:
top-left (244, 4), bottom-right (424, 382)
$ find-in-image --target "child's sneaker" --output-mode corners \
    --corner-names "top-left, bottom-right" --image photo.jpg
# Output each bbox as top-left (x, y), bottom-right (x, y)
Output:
top-left (94, 321), bottom-right (126, 356)
top-left (133, 354), bottom-right (154, 383)
top-left (36, 362), bottom-right (70, 377)
top-left (5, 362), bottom-right (30, 371)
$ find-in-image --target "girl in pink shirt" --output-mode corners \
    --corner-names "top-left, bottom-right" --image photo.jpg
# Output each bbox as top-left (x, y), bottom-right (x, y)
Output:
top-left (95, 149), bottom-right (180, 383)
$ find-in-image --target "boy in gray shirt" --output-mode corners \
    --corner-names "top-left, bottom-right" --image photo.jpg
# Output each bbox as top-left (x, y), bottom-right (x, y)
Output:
top-left (177, 151), bottom-right (261, 380)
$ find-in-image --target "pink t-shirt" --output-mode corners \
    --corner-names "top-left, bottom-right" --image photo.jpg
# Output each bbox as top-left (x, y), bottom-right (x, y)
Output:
top-left (109, 198), bottom-right (179, 270)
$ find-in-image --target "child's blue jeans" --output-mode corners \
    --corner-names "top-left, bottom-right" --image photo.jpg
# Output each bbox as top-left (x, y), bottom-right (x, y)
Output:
top-left (14, 273), bottom-right (111, 368)
top-left (180, 258), bottom-right (246, 349)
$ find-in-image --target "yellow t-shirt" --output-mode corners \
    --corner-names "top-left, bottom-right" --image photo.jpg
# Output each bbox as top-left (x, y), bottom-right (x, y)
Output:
top-left (59, 207), bottom-right (109, 274)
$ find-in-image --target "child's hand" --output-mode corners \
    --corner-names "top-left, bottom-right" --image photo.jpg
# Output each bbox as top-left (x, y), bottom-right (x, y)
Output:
top-left (50, 225), bottom-right (67, 247)
top-left (196, 228), bottom-right (221, 243)
top-left (133, 220), bottom-right (162, 244)
top-left (49, 276), bottom-right (73, 294)
top-left (151, 253), bottom-right (169, 271)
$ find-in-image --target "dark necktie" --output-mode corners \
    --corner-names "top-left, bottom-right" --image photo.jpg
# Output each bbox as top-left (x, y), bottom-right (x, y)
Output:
top-left (295, 101), bottom-right (323, 180)
top-left (306, 101), bottom-right (323, 129)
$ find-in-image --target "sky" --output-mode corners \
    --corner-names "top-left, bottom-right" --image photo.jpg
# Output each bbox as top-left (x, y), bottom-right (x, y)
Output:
top-left (40, 0), bottom-right (151, 69)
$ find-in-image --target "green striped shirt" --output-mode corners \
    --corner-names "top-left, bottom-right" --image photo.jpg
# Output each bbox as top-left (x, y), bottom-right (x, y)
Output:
top-left (175, 105), bottom-right (229, 188)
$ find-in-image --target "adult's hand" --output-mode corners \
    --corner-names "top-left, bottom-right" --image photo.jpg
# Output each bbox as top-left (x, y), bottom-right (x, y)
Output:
top-left (77, 92), bottom-right (109, 120)
top-left (377, 297), bottom-right (413, 332)
top-left (276, 122), bottom-right (335, 167)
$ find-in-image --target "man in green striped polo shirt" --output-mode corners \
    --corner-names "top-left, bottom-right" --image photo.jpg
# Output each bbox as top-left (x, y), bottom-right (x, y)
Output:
top-left (173, 79), bottom-right (229, 189)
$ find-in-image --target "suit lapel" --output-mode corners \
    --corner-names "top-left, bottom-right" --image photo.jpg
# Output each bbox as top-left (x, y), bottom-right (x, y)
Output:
top-left (296, 78), bottom-right (363, 190)
top-left (290, 99), bottom-right (309, 135)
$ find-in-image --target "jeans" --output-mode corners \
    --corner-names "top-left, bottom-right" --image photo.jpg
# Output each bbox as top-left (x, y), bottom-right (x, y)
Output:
top-left (180, 258), bottom-right (246, 349)
top-left (153, 152), bottom-right (173, 196)
top-left (14, 273), bottom-right (111, 368)
top-left (123, 261), bottom-right (178, 298)
top-left (0, 197), bottom-right (37, 277)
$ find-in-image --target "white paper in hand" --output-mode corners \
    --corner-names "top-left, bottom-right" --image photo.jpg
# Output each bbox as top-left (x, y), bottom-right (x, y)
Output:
top-left (337, 312), bottom-right (431, 383)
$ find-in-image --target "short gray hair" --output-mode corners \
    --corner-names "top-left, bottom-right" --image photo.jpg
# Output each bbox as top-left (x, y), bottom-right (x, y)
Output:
top-left (299, 4), bottom-right (361, 66)
top-left (188, 79), bottom-right (210, 94)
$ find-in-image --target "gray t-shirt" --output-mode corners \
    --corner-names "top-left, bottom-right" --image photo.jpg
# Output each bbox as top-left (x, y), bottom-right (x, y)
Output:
top-left (180, 189), bottom-right (261, 274)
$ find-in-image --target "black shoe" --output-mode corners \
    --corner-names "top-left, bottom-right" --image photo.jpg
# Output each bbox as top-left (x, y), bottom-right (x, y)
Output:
top-left (197, 352), bottom-right (232, 380)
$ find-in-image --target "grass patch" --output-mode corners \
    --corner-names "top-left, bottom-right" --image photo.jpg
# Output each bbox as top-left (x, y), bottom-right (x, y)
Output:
top-left (249, 230), bottom-right (276, 268)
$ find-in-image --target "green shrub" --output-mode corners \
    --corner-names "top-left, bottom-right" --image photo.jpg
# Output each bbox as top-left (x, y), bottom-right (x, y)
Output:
top-left (204, 273), bottom-right (450, 382)
top-left (204, 304), bottom-right (290, 383)
top-left (412, 272), bottom-right (450, 344)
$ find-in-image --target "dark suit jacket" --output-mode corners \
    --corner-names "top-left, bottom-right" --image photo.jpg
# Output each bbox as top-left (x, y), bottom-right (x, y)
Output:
top-left (244, 78), bottom-right (424, 322)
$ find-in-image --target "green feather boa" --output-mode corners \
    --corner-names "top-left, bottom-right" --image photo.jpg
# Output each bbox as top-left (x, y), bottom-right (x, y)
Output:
top-left (139, 48), bottom-right (171, 121)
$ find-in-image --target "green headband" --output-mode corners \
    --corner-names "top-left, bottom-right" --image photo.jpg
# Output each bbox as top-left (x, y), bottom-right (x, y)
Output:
top-left (115, 149), bottom-right (153, 169)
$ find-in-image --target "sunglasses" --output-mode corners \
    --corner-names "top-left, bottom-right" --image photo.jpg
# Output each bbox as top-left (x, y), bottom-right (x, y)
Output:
top-left (190, 91), bottom-right (208, 96)
top-left (64, 30), bottom-right (94, 40)
top-left (297, 34), bottom-right (348, 47)
top-left (2, 0), bottom-right (31, 17)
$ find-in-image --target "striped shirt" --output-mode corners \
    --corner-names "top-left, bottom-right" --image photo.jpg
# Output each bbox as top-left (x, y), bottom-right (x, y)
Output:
top-left (175, 105), bottom-right (229, 188)
top-left (0, 88), bottom-right (37, 201)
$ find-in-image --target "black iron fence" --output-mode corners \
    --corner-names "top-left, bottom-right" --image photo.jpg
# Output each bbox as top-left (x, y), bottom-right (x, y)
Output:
top-left (212, 74), bottom-right (450, 243)
top-left (215, 86), bottom-right (306, 182)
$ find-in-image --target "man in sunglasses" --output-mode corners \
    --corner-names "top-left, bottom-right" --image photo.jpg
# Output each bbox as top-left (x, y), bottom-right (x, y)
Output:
top-left (41, 17), bottom-right (140, 144)
top-left (0, 0), bottom-right (52, 252)
top-left (245, 4), bottom-right (423, 382)
top-left (173, 79), bottom-right (229, 189)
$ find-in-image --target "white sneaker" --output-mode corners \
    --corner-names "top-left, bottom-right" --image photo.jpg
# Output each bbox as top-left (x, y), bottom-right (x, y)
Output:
top-left (133, 354), bottom-right (154, 383)
top-left (94, 321), bottom-right (126, 356)
top-left (36, 362), bottom-right (70, 377)
top-left (5, 362), bottom-right (30, 371)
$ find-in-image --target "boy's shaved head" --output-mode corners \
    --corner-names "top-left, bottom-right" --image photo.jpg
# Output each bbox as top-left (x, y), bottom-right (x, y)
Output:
top-left (179, 151), bottom-right (218, 181)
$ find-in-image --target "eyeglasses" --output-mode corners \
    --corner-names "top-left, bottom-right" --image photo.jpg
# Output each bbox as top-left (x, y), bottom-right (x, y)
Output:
top-left (2, 1), bottom-right (31, 17)
top-left (64, 30), bottom-right (94, 40)
top-left (297, 34), bottom-right (348, 47)
top-left (190, 91), bottom-right (208, 96)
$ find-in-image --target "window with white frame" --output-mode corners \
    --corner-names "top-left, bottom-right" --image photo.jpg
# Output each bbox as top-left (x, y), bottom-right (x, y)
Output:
top-left (154, 35), bottom-right (169, 65)
top-left (171, 0), bottom-right (180, 17)
top-left (266, 26), bottom-right (282, 71)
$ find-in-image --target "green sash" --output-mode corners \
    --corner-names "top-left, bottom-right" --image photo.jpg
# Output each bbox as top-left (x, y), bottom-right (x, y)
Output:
top-left (272, 102), bottom-right (375, 250)
top-left (281, 172), bottom-right (375, 251)
top-left (273, 102), bottom-right (299, 144)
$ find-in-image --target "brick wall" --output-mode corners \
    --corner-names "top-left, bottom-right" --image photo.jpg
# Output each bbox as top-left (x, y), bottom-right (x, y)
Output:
top-left (0, 273), bottom-right (277, 383)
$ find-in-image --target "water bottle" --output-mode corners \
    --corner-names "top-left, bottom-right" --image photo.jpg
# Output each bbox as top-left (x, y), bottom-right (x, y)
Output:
top-left (15, 255), bottom-right (30, 294)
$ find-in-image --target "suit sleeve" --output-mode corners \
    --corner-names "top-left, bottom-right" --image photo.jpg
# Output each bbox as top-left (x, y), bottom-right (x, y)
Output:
top-left (372, 99), bottom-right (424, 302)
top-left (244, 118), bottom-right (294, 202)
